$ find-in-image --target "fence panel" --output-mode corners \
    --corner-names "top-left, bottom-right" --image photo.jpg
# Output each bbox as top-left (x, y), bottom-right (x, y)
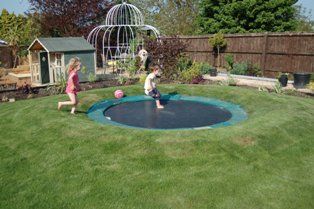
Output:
top-left (169, 33), bottom-right (314, 76)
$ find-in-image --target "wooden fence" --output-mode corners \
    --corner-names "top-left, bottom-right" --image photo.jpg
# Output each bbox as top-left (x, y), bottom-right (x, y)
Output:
top-left (167, 32), bottom-right (314, 76)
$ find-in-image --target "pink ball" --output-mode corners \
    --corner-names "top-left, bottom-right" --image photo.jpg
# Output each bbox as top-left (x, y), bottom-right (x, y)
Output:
top-left (114, 90), bottom-right (124, 99)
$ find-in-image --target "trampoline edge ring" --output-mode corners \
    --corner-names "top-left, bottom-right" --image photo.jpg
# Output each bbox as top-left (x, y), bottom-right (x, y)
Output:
top-left (87, 94), bottom-right (248, 130)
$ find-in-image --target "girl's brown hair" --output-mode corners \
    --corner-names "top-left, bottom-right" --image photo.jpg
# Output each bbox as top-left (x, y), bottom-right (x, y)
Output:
top-left (67, 57), bottom-right (81, 74)
top-left (150, 65), bottom-right (160, 72)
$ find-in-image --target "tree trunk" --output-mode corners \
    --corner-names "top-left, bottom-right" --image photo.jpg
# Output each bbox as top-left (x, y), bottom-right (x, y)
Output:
top-left (217, 46), bottom-right (220, 67)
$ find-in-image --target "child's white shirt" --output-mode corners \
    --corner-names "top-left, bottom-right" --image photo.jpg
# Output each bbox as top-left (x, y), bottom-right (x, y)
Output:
top-left (144, 73), bottom-right (156, 95)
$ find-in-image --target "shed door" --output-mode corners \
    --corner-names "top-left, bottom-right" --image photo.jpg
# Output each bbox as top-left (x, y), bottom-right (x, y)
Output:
top-left (40, 52), bottom-right (50, 84)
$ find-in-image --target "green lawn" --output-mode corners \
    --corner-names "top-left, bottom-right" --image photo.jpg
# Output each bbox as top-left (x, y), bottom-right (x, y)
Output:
top-left (1, 84), bottom-right (314, 209)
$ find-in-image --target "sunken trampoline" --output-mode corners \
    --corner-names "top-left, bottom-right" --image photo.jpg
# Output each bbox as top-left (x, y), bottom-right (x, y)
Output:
top-left (87, 95), bottom-right (247, 130)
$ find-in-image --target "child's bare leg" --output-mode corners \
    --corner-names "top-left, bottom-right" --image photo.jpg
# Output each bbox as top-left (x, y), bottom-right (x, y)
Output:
top-left (70, 95), bottom-right (78, 114)
top-left (58, 102), bottom-right (62, 110)
top-left (58, 93), bottom-right (77, 112)
top-left (156, 100), bottom-right (164, 109)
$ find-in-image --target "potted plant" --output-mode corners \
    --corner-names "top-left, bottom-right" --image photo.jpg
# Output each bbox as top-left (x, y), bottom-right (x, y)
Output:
top-left (278, 73), bottom-right (288, 87)
top-left (293, 72), bottom-right (311, 88)
top-left (209, 66), bottom-right (218, 76)
top-left (199, 63), bottom-right (217, 77)
top-left (208, 31), bottom-right (227, 69)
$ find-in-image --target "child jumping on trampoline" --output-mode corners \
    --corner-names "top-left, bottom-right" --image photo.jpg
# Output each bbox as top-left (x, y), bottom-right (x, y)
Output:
top-left (144, 65), bottom-right (164, 109)
top-left (58, 57), bottom-right (81, 114)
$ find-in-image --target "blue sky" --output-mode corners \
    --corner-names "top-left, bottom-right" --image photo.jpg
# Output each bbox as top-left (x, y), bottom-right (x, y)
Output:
top-left (0, 0), bottom-right (314, 20)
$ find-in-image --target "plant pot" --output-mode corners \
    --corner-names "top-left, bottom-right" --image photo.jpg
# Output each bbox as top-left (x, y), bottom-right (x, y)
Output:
top-left (293, 73), bottom-right (311, 88)
top-left (210, 68), bottom-right (218, 77)
top-left (278, 75), bottom-right (288, 87)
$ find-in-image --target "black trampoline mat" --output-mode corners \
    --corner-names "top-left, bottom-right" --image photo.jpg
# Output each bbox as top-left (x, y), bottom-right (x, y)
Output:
top-left (104, 100), bottom-right (232, 129)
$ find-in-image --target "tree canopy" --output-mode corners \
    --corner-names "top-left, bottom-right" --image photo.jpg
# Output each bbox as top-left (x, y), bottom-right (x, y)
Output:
top-left (28, 0), bottom-right (113, 37)
top-left (294, 4), bottom-right (314, 32)
top-left (0, 9), bottom-right (40, 66)
top-left (198, 0), bottom-right (298, 34)
top-left (130, 0), bottom-right (199, 35)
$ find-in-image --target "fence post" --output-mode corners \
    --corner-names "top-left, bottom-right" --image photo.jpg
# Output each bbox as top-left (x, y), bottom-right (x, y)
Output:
top-left (261, 32), bottom-right (269, 75)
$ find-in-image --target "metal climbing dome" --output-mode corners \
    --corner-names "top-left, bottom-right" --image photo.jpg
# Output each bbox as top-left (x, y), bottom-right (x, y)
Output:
top-left (87, 0), bottom-right (160, 69)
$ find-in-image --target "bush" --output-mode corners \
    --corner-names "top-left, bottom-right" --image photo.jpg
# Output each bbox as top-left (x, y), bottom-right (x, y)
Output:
top-left (47, 71), bottom-right (67, 95)
top-left (225, 56), bottom-right (261, 77)
top-left (138, 74), bottom-right (147, 84)
top-left (88, 73), bottom-right (97, 83)
top-left (248, 63), bottom-right (262, 77)
top-left (199, 63), bottom-right (215, 75)
top-left (117, 75), bottom-right (128, 85)
top-left (126, 59), bottom-right (138, 76)
top-left (116, 58), bottom-right (141, 76)
top-left (218, 74), bottom-right (237, 86)
top-left (230, 62), bottom-right (248, 75)
top-left (177, 57), bottom-right (193, 72)
top-left (307, 81), bottom-right (314, 90)
top-left (145, 36), bottom-right (188, 80)
top-left (274, 81), bottom-right (283, 93)
top-left (225, 54), bottom-right (234, 71)
top-left (180, 62), bottom-right (202, 83)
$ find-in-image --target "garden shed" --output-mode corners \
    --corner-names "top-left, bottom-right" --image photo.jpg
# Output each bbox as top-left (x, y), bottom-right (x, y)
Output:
top-left (28, 37), bottom-right (96, 85)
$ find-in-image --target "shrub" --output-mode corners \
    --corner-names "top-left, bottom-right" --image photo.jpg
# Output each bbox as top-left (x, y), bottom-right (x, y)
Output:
top-left (180, 62), bottom-right (202, 83)
top-left (274, 81), bottom-right (283, 93)
top-left (145, 36), bottom-right (188, 80)
top-left (46, 72), bottom-right (67, 95)
top-left (88, 73), bottom-right (97, 83)
top-left (248, 63), bottom-right (262, 77)
top-left (230, 62), bottom-right (248, 75)
top-left (117, 75), bottom-right (128, 85)
top-left (126, 59), bottom-right (138, 76)
top-left (199, 63), bottom-right (215, 75)
top-left (138, 74), bottom-right (147, 84)
top-left (116, 57), bottom-right (141, 76)
top-left (218, 74), bottom-right (237, 86)
top-left (225, 54), bottom-right (234, 71)
top-left (177, 57), bottom-right (193, 72)
top-left (307, 81), bottom-right (314, 90)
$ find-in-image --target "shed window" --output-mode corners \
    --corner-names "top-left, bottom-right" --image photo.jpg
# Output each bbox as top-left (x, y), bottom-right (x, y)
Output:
top-left (55, 53), bottom-right (62, 66)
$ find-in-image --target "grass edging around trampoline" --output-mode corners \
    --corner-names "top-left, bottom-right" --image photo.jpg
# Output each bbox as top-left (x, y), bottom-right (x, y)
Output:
top-left (1, 84), bottom-right (314, 209)
top-left (87, 94), bottom-right (247, 130)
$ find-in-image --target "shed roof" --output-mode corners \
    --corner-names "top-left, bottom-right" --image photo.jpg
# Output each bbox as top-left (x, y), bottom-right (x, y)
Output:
top-left (28, 37), bottom-right (95, 52)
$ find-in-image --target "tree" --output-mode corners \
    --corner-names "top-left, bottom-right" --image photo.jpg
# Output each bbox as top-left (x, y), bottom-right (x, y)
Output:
top-left (198, 0), bottom-right (298, 34)
top-left (294, 4), bottom-right (314, 32)
top-left (130, 0), bottom-right (200, 35)
top-left (28, 0), bottom-right (113, 37)
top-left (208, 32), bottom-right (227, 67)
top-left (0, 9), bottom-right (39, 67)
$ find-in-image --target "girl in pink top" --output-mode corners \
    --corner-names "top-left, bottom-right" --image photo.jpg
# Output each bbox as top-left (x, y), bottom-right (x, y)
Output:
top-left (58, 57), bottom-right (81, 114)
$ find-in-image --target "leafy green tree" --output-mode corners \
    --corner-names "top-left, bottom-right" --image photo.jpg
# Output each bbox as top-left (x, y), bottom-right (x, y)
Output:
top-left (208, 31), bottom-right (227, 67)
top-left (198, 0), bottom-right (298, 34)
top-left (294, 4), bottom-right (314, 32)
top-left (130, 0), bottom-right (200, 35)
top-left (0, 9), bottom-right (40, 67)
